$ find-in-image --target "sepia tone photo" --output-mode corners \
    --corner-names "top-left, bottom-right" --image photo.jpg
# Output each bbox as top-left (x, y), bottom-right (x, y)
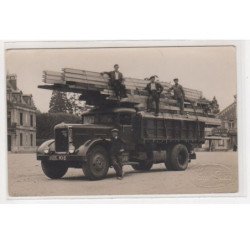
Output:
top-left (6, 44), bottom-right (238, 197)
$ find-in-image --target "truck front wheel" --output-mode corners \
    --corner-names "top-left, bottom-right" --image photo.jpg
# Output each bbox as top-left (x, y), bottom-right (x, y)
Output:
top-left (41, 161), bottom-right (68, 179)
top-left (82, 145), bottom-right (109, 180)
top-left (166, 144), bottom-right (189, 171)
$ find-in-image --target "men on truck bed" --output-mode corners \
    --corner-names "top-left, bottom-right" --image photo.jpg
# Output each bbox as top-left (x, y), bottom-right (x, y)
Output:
top-left (110, 128), bottom-right (125, 180)
top-left (101, 64), bottom-right (127, 99)
top-left (168, 78), bottom-right (185, 115)
top-left (145, 75), bottom-right (164, 116)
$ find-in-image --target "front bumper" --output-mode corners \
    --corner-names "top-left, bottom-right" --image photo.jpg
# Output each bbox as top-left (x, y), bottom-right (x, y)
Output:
top-left (37, 154), bottom-right (83, 162)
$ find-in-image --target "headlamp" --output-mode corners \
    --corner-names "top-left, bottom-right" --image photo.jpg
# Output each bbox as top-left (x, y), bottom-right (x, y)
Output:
top-left (69, 144), bottom-right (75, 154)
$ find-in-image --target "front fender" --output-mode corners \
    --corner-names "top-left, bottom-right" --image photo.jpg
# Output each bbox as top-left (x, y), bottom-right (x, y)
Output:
top-left (37, 139), bottom-right (55, 155)
top-left (76, 139), bottom-right (111, 160)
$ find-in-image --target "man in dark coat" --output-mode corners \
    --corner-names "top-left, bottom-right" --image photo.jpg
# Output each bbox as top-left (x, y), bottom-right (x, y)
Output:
top-left (145, 75), bottom-right (164, 116)
top-left (110, 128), bottom-right (125, 180)
top-left (168, 78), bottom-right (185, 115)
top-left (101, 64), bottom-right (127, 99)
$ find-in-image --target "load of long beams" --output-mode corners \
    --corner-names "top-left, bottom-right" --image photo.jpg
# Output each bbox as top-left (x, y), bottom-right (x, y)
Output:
top-left (39, 68), bottom-right (221, 127)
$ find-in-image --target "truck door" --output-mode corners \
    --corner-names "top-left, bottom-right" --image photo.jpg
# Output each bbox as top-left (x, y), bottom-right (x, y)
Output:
top-left (118, 113), bottom-right (135, 145)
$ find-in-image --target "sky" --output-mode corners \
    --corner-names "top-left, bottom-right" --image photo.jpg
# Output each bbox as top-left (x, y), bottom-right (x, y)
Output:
top-left (5, 46), bottom-right (237, 112)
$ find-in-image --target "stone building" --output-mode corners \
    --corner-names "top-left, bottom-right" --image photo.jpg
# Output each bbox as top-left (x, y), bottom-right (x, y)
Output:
top-left (217, 95), bottom-right (237, 149)
top-left (7, 74), bottom-right (37, 152)
top-left (203, 95), bottom-right (237, 151)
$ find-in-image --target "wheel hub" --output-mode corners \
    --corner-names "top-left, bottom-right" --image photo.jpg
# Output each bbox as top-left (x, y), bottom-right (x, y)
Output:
top-left (178, 150), bottom-right (187, 165)
top-left (93, 154), bottom-right (106, 171)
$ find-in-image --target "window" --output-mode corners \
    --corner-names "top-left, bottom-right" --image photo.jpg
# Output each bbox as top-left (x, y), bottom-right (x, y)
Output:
top-left (30, 134), bottom-right (33, 146)
top-left (83, 115), bottom-right (95, 124)
top-left (83, 114), bottom-right (114, 124)
top-left (98, 114), bottom-right (114, 124)
top-left (7, 111), bottom-right (11, 127)
top-left (30, 114), bottom-right (33, 127)
top-left (20, 133), bottom-right (23, 146)
top-left (13, 93), bottom-right (21, 103)
top-left (119, 113), bottom-right (131, 125)
top-left (218, 139), bottom-right (224, 146)
top-left (7, 93), bottom-right (11, 101)
top-left (20, 113), bottom-right (23, 126)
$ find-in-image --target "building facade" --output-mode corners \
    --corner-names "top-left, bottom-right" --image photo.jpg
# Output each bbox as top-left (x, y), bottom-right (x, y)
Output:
top-left (218, 95), bottom-right (237, 149)
top-left (203, 95), bottom-right (237, 151)
top-left (7, 74), bottom-right (37, 152)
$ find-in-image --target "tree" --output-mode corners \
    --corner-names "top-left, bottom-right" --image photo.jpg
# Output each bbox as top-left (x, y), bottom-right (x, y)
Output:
top-left (49, 91), bottom-right (73, 113)
top-left (211, 96), bottom-right (220, 114)
top-left (67, 93), bottom-right (86, 116)
top-left (36, 112), bottom-right (81, 146)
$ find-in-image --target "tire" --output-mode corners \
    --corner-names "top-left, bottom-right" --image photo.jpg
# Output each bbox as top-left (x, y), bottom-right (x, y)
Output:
top-left (132, 160), bottom-right (153, 171)
top-left (167, 144), bottom-right (189, 171)
top-left (41, 161), bottom-right (68, 179)
top-left (82, 145), bottom-right (109, 180)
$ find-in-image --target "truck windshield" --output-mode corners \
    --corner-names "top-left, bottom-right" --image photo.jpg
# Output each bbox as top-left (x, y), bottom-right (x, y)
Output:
top-left (83, 113), bottom-right (114, 124)
top-left (119, 113), bottom-right (132, 125)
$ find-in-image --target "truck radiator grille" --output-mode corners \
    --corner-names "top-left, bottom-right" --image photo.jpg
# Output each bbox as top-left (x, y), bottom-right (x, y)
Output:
top-left (55, 129), bottom-right (68, 152)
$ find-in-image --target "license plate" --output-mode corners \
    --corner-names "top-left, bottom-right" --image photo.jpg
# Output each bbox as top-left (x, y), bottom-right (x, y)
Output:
top-left (49, 155), bottom-right (67, 161)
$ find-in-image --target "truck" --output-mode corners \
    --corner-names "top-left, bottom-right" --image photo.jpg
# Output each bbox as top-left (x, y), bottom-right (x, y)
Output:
top-left (37, 68), bottom-right (220, 180)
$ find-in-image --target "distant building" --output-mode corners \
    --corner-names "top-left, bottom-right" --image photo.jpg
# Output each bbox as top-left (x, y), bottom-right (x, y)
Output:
top-left (203, 95), bottom-right (237, 151)
top-left (7, 74), bottom-right (37, 152)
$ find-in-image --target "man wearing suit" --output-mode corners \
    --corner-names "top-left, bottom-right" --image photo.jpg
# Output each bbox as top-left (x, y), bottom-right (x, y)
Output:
top-left (145, 75), bottom-right (164, 116)
top-left (110, 128), bottom-right (125, 180)
top-left (101, 64), bottom-right (127, 99)
top-left (168, 78), bottom-right (185, 115)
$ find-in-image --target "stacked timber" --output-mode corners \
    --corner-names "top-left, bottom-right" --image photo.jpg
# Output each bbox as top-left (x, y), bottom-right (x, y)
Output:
top-left (39, 68), bottom-right (221, 126)
top-left (42, 71), bottom-right (63, 84)
top-left (43, 68), bottom-right (202, 101)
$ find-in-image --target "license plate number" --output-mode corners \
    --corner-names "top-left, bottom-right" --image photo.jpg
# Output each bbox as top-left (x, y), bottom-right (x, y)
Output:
top-left (49, 155), bottom-right (67, 161)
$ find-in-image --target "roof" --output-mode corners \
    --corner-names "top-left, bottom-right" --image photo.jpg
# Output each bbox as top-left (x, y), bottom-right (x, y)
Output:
top-left (218, 101), bottom-right (236, 120)
top-left (6, 74), bottom-right (36, 110)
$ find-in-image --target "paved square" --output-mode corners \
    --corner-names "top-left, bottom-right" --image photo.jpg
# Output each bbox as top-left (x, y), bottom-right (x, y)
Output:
top-left (8, 152), bottom-right (238, 197)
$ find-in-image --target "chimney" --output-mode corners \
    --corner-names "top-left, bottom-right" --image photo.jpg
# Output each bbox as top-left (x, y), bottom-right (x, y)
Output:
top-left (7, 74), bottom-right (17, 90)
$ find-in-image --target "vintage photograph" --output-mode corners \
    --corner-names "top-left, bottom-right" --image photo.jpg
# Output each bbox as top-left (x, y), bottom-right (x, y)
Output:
top-left (6, 45), bottom-right (238, 197)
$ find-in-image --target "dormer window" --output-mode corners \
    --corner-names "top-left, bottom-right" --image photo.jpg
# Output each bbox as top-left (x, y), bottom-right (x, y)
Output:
top-left (13, 93), bottom-right (21, 103)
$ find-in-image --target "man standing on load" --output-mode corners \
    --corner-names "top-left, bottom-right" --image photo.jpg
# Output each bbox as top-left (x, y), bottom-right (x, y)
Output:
top-left (168, 78), bottom-right (185, 115)
top-left (101, 64), bottom-right (127, 99)
top-left (145, 75), bottom-right (164, 116)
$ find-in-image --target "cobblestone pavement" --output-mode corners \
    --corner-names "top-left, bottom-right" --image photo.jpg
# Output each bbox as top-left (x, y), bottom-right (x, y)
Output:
top-left (8, 152), bottom-right (238, 197)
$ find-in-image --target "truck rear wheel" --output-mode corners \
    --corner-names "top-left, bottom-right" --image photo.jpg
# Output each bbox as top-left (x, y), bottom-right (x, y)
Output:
top-left (82, 145), bottom-right (109, 180)
top-left (132, 160), bottom-right (153, 171)
top-left (41, 161), bottom-right (68, 179)
top-left (166, 144), bottom-right (189, 171)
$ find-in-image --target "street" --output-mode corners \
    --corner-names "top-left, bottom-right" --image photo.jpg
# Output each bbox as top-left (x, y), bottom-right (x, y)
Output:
top-left (8, 152), bottom-right (238, 197)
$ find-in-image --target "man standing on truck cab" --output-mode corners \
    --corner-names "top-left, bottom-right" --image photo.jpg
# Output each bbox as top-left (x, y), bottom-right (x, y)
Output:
top-left (145, 75), bottom-right (164, 116)
top-left (101, 64), bottom-right (127, 99)
top-left (168, 78), bottom-right (185, 115)
top-left (110, 128), bottom-right (125, 180)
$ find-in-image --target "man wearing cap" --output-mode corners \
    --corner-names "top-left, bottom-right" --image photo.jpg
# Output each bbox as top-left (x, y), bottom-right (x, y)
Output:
top-left (101, 64), bottom-right (127, 99)
top-left (145, 75), bottom-right (164, 116)
top-left (110, 128), bottom-right (125, 180)
top-left (168, 78), bottom-right (185, 115)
